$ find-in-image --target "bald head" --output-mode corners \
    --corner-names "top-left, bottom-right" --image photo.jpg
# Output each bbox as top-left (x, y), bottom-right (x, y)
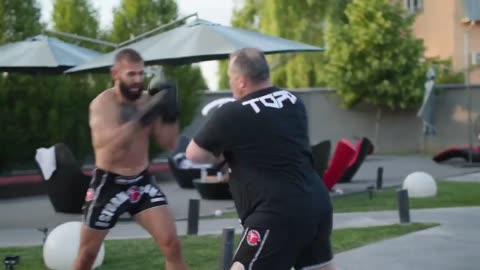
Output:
top-left (114, 48), bottom-right (143, 67)
top-left (229, 48), bottom-right (270, 84)
top-left (111, 48), bottom-right (145, 101)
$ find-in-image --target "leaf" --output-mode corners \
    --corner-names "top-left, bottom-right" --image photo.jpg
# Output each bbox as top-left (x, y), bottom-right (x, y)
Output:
top-left (324, 0), bottom-right (426, 110)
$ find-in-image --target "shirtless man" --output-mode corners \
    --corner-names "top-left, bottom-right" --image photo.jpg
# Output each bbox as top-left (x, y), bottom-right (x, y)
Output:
top-left (73, 48), bottom-right (188, 270)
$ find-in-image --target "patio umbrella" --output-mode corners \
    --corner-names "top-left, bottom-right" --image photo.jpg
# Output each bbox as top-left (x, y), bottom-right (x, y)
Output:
top-left (417, 67), bottom-right (437, 136)
top-left (66, 18), bottom-right (324, 73)
top-left (0, 35), bottom-right (101, 74)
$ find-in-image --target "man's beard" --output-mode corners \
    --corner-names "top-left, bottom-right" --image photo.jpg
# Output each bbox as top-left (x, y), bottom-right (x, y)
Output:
top-left (119, 80), bottom-right (144, 101)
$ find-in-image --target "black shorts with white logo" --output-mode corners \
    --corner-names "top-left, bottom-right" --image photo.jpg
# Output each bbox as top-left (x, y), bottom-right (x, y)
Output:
top-left (232, 219), bottom-right (333, 270)
top-left (82, 168), bottom-right (168, 230)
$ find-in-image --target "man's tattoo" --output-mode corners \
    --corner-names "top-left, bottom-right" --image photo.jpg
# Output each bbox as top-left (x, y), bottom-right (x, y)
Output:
top-left (120, 103), bottom-right (138, 123)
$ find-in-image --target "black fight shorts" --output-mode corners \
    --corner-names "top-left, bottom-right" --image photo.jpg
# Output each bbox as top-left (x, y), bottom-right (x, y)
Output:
top-left (232, 219), bottom-right (333, 269)
top-left (82, 168), bottom-right (168, 230)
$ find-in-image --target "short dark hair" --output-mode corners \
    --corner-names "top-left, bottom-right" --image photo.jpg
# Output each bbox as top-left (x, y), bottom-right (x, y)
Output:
top-left (230, 48), bottom-right (270, 84)
top-left (114, 48), bottom-right (143, 64)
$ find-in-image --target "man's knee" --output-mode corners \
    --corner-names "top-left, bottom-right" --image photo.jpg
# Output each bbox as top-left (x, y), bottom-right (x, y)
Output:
top-left (157, 234), bottom-right (182, 257)
top-left (318, 263), bottom-right (336, 270)
top-left (76, 246), bottom-right (100, 266)
top-left (230, 261), bottom-right (245, 270)
top-left (302, 262), bottom-right (337, 270)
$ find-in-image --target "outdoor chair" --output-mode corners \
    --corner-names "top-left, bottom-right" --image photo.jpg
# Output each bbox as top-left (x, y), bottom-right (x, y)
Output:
top-left (339, 137), bottom-right (374, 183)
top-left (433, 146), bottom-right (480, 163)
top-left (168, 136), bottom-right (225, 188)
top-left (311, 140), bottom-right (331, 178)
top-left (35, 143), bottom-right (90, 214)
top-left (322, 139), bottom-right (357, 191)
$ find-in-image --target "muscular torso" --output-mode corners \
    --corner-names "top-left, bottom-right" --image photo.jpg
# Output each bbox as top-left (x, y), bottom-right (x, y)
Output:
top-left (91, 89), bottom-right (151, 176)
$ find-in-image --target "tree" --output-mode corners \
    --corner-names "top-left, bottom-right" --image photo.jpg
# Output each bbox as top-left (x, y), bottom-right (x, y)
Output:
top-left (110, 0), bottom-right (178, 43)
top-left (324, 0), bottom-right (425, 109)
top-left (217, 0), bottom-right (261, 90)
top-left (426, 57), bottom-right (465, 85)
top-left (52, 0), bottom-right (98, 41)
top-left (218, 0), bottom-right (352, 90)
top-left (51, 0), bottom-right (112, 52)
top-left (259, 1), bottom-right (327, 88)
top-left (110, 0), bottom-right (207, 155)
top-left (0, 0), bottom-right (43, 44)
top-left (0, 0), bottom-right (45, 170)
top-left (323, 0), bottom-right (426, 145)
top-left (328, 0), bottom-right (352, 23)
top-left (51, 0), bottom-right (111, 160)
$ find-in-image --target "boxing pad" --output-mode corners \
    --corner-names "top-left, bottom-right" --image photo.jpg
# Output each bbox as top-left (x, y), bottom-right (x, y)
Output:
top-left (143, 75), bottom-right (179, 123)
top-left (136, 75), bottom-right (179, 125)
top-left (147, 73), bottom-right (171, 96)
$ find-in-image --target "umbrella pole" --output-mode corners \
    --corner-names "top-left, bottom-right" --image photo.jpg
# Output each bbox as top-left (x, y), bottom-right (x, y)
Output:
top-left (46, 13), bottom-right (198, 49)
top-left (464, 21), bottom-right (474, 163)
top-left (45, 29), bottom-right (117, 48)
top-left (117, 13), bottom-right (198, 48)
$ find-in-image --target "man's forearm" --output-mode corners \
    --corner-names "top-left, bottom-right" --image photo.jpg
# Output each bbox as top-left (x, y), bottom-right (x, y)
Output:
top-left (186, 141), bottom-right (224, 164)
top-left (153, 120), bottom-right (179, 151)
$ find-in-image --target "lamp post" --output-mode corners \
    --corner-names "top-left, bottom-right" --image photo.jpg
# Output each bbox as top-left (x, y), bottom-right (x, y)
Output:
top-left (464, 20), bottom-right (475, 163)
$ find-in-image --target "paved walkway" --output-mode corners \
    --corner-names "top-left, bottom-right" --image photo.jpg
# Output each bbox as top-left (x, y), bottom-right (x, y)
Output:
top-left (333, 174), bottom-right (480, 270)
top-left (1, 207), bottom-right (479, 270)
top-left (334, 207), bottom-right (480, 270)
top-left (1, 156), bottom-right (480, 270)
top-left (0, 179), bottom-right (235, 230)
top-left (2, 155), bottom-right (478, 230)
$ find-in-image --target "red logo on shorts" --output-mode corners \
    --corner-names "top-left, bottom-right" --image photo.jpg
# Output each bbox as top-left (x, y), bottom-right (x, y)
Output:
top-left (246, 230), bottom-right (261, 246)
top-left (85, 188), bottom-right (94, 201)
top-left (127, 186), bottom-right (141, 203)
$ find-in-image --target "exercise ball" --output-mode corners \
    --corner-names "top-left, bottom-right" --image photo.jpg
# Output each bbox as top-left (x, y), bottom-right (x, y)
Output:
top-left (402, 172), bottom-right (437, 198)
top-left (43, 221), bottom-right (105, 270)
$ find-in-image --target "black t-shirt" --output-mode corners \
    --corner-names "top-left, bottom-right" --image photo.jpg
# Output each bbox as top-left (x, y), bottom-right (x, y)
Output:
top-left (194, 86), bottom-right (332, 227)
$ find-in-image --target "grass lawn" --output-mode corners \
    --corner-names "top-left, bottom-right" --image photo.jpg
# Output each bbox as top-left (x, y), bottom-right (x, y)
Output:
top-left (209, 181), bottom-right (480, 219)
top-left (333, 181), bottom-right (480, 213)
top-left (0, 223), bottom-right (435, 270)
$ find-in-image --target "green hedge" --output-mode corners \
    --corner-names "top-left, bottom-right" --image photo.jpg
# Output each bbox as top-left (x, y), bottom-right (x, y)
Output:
top-left (0, 74), bottom-right (108, 171)
top-left (0, 67), bottom-right (205, 173)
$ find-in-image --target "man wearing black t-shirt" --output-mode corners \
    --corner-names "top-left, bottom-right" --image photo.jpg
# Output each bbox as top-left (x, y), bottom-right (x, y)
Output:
top-left (186, 48), bottom-right (336, 270)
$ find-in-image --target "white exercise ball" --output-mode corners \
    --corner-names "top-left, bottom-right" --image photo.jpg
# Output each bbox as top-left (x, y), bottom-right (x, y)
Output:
top-left (402, 172), bottom-right (437, 198)
top-left (43, 221), bottom-right (105, 270)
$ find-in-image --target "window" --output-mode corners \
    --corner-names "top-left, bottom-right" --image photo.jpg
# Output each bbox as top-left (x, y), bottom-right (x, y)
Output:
top-left (464, 0), bottom-right (480, 22)
top-left (405, 0), bottom-right (423, 14)
top-left (472, 51), bottom-right (480, 66)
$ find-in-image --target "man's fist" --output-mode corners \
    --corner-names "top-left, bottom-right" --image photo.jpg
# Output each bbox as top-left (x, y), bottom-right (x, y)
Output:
top-left (141, 74), bottom-right (179, 124)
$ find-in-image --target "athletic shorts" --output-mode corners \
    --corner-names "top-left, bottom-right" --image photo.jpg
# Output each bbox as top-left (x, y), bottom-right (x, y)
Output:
top-left (232, 219), bottom-right (333, 270)
top-left (82, 168), bottom-right (168, 230)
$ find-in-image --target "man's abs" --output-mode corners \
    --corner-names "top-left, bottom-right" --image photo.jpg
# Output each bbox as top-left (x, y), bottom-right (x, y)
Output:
top-left (95, 139), bottom-right (150, 176)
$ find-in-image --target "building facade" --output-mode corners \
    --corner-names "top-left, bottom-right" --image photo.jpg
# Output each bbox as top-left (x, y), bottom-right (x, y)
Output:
top-left (397, 0), bottom-right (480, 83)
